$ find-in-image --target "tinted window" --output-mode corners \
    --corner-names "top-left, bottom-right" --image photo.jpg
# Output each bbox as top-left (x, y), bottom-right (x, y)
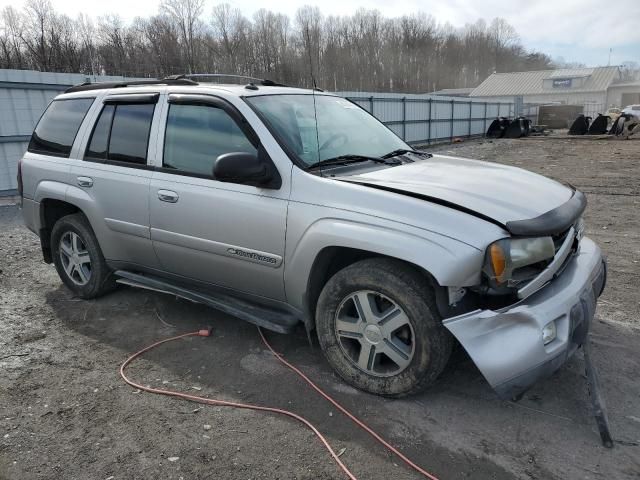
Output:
top-left (108, 104), bottom-right (155, 164)
top-left (163, 104), bottom-right (256, 176)
top-left (28, 98), bottom-right (94, 157)
top-left (85, 105), bottom-right (115, 161)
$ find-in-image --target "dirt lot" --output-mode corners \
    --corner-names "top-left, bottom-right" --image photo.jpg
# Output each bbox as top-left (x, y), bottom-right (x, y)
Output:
top-left (1, 137), bottom-right (639, 480)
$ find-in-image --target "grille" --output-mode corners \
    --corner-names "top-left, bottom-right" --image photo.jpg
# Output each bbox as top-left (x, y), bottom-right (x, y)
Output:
top-left (552, 228), bottom-right (572, 254)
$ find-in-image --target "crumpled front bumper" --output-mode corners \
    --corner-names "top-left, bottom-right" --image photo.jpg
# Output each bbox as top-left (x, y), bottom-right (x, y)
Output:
top-left (443, 237), bottom-right (606, 399)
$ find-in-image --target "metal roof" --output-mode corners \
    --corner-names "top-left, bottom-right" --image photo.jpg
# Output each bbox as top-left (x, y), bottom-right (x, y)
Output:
top-left (430, 87), bottom-right (474, 96)
top-left (470, 66), bottom-right (621, 97)
top-left (609, 80), bottom-right (640, 88)
top-left (548, 68), bottom-right (594, 78)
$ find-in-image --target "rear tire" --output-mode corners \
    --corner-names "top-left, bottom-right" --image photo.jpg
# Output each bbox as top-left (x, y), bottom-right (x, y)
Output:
top-left (51, 213), bottom-right (115, 299)
top-left (316, 258), bottom-right (452, 397)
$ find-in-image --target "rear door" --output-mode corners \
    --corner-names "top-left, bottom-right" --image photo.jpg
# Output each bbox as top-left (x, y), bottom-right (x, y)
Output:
top-left (69, 92), bottom-right (162, 268)
top-left (149, 93), bottom-right (288, 300)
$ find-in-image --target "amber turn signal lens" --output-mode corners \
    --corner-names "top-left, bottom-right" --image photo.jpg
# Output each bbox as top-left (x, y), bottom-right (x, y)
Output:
top-left (489, 243), bottom-right (506, 279)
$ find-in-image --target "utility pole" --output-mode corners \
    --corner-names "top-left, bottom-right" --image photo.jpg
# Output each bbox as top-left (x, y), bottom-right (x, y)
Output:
top-left (608, 48), bottom-right (612, 66)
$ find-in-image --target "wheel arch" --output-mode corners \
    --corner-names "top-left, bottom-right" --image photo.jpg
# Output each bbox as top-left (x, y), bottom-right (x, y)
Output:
top-left (285, 219), bottom-right (483, 328)
top-left (303, 246), bottom-right (444, 331)
top-left (39, 198), bottom-right (84, 263)
top-left (38, 184), bottom-right (97, 264)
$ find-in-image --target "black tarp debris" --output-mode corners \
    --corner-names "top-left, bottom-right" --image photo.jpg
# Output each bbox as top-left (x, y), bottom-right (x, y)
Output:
top-left (486, 117), bottom-right (510, 138)
top-left (504, 117), bottom-right (532, 138)
top-left (587, 114), bottom-right (609, 135)
top-left (569, 114), bottom-right (590, 135)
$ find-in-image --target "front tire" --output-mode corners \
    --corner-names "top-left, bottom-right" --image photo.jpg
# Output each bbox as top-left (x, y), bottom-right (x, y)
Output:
top-left (316, 258), bottom-right (452, 397)
top-left (51, 213), bottom-right (115, 299)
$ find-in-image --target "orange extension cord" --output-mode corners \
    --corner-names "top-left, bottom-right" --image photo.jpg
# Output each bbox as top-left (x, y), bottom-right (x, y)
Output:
top-left (119, 328), bottom-right (440, 480)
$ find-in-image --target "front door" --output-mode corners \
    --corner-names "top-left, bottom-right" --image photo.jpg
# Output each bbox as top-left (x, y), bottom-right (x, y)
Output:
top-left (149, 94), bottom-right (288, 300)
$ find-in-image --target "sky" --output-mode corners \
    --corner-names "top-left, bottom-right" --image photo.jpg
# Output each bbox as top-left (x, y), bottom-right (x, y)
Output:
top-left (2, 0), bottom-right (639, 67)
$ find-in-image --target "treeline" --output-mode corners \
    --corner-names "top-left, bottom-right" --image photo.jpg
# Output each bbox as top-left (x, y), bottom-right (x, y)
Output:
top-left (0, 0), bottom-right (556, 92)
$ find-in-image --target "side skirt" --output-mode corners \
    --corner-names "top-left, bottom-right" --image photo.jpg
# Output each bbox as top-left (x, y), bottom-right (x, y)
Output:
top-left (114, 270), bottom-right (300, 334)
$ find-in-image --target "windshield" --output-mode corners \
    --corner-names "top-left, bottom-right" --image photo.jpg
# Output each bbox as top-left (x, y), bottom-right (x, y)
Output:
top-left (245, 94), bottom-right (409, 167)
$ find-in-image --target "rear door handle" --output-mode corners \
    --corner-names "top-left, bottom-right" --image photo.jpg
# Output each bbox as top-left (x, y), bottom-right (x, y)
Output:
top-left (158, 190), bottom-right (179, 203)
top-left (77, 176), bottom-right (93, 188)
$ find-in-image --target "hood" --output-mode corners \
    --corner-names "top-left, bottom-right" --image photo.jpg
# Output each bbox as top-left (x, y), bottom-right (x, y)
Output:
top-left (342, 154), bottom-right (579, 234)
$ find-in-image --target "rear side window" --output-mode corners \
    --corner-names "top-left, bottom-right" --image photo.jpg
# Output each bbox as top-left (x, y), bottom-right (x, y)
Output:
top-left (28, 98), bottom-right (94, 157)
top-left (85, 105), bottom-right (114, 161)
top-left (85, 103), bottom-right (155, 165)
top-left (163, 104), bottom-right (256, 176)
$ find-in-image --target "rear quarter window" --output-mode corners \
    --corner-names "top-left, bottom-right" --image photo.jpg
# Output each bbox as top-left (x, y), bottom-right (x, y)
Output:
top-left (28, 98), bottom-right (95, 158)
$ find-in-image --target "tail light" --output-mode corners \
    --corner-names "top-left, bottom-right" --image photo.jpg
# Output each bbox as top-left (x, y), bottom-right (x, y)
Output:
top-left (17, 157), bottom-right (23, 197)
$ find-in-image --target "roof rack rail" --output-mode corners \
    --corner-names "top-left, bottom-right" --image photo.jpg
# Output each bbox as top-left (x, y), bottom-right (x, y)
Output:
top-left (167, 73), bottom-right (288, 87)
top-left (64, 77), bottom-right (198, 94)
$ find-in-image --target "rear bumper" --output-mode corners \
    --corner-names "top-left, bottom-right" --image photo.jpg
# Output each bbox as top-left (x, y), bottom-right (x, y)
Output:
top-left (444, 237), bottom-right (606, 399)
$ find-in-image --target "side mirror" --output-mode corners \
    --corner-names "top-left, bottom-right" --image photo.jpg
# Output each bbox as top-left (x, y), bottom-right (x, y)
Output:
top-left (213, 151), bottom-right (270, 186)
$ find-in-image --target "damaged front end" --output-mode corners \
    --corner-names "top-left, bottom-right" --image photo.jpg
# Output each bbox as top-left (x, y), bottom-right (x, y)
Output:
top-left (443, 236), bottom-right (606, 400)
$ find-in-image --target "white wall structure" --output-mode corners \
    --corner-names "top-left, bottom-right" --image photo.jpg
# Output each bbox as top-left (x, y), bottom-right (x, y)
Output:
top-left (608, 82), bottom-right (640, 107)
top-left (469, 67), bottom-right (639, 119)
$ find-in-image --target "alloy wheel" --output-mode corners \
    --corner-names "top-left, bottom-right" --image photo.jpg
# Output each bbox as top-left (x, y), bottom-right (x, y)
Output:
top-left (334, 290), bottom-right (415, 377)
top-left (59, 231), bottom-right (92, 286)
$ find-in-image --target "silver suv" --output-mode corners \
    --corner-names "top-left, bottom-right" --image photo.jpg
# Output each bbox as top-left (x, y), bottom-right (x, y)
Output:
top-left (19, 76), bottom-right (606, 399)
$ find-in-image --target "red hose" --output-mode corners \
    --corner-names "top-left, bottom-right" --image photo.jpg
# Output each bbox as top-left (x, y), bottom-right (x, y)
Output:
top-left (119, 328), bottom-right (440, 480)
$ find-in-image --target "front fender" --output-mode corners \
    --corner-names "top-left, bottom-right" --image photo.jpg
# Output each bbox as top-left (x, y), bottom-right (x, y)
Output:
top-left (284, 215), bottom-right (483, 312)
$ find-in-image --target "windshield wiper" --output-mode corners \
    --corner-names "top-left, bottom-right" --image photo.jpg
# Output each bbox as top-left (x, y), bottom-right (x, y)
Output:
top-left (307, 154), bottom-right (396, 170)
top-left (381, 148), bottom-right (432, 160)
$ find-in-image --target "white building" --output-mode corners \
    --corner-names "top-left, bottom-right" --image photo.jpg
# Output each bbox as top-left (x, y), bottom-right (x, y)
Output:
top-left (470, 66), bottom-right (640, 118)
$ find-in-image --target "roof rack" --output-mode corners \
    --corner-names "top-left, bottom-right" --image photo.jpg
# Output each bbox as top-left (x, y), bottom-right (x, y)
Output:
top-left (167, 74), bottom-right (288, 87)
top-left (63, 73), bottom-right (294, 94)
top-left (64, 77), bottom-right (198, 94)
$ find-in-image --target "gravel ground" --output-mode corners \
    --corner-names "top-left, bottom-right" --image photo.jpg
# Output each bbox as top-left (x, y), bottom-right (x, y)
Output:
top-left (1, 137), bottom-right (639, 480)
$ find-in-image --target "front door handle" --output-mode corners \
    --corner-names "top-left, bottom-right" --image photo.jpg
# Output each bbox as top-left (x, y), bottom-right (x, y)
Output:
top-left (77, 176), bottom-right (93, 188)
top-left (158, 190), bottom-right (179, 203)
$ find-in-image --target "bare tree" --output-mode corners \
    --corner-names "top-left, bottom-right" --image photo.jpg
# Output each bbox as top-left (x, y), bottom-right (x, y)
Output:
top-left (1, 7), bottom-right (26, 68)
top-left (161, 0), bottom-right (204, 73)
top-left (20, 0), bottom-right (56, 70)
top-left (0, 3), bottom-right (565, 93)
top-left (489, 17), bottom-right (519, 72)
top-left (295, 6), bottom-right (322, 86)
top-left (211, 4), bottom-right (236, 70)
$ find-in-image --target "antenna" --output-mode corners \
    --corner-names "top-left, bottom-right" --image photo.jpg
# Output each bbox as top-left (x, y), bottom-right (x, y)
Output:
top-left (302, 24), bottom-right (321, 167)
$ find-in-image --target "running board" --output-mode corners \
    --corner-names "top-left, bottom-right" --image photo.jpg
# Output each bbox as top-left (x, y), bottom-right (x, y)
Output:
top-left (114, 270), bottom-right (299, 334)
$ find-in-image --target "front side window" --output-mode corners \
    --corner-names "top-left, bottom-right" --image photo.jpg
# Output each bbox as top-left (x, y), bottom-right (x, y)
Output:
top-left (163, 103), bottom-right (256, 177)
top-left (28, 98), bottom-right (94, 157)
top-left (85, 103), bottom-right (155, 165)
top-left (245, 94), bottom-right (408, 166)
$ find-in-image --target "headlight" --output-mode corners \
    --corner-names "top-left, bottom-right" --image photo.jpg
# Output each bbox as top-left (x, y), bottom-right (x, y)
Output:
top-left (483, 236), bottom-right (555, 288)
